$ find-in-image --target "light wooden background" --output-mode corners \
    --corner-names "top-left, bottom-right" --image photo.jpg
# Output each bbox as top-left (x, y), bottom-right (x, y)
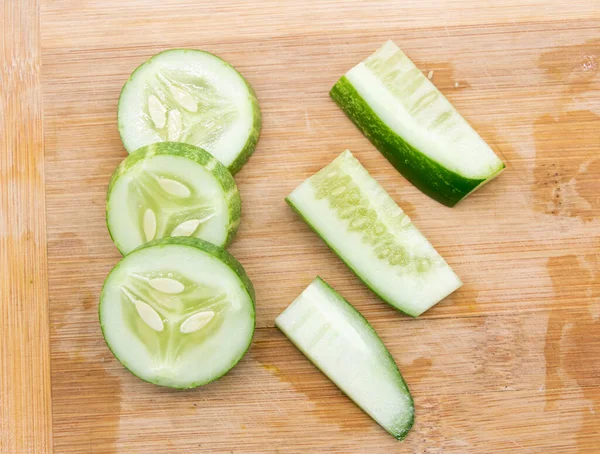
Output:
top-left (1, 0), bottom-right (599, 452)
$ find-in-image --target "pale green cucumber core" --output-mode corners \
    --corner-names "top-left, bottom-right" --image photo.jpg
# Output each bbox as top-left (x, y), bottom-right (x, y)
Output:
top-left (144, 69), bottom-right (237, 145)
top-left (132, 169), bottom-right (216, 241)
top-left (311, 161), bottom-right (432, 274)
top-left (120, 271), bottom-right (228, 369)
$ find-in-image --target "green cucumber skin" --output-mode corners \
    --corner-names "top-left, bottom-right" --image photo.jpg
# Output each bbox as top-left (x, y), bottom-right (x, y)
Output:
top-left (285, 197), bottom-right (418, 318)
top-left (330, 76), bottom-right (504, 207)
top-left (117, 48), bottom-right (262, 175)
top-left (229, 79), bottom-right (262, 175)
top-left (106, 142), bottom-right (241, 254)
top-left (276, 277), bottom-right (414, 440)
top-left (99, 236), bottom-right (256, 389)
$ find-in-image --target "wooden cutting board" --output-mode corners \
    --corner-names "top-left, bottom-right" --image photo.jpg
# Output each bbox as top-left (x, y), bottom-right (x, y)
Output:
top-left (2, 0), bottom-right (599, 452)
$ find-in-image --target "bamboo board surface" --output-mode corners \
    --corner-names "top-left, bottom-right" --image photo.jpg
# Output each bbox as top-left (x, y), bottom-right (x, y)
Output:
top-left (1, 1), bottom-right (53, 453)
top-left (1, 0), bottom-right (599, 452)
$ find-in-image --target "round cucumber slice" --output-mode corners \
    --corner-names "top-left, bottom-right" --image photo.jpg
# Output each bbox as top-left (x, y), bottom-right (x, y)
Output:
top-left (106, 142), bottom-right (241, 255)
top-left (99, 237), bottom-right (255, 388)
top-left (118, 49), bottom-right (261, 174)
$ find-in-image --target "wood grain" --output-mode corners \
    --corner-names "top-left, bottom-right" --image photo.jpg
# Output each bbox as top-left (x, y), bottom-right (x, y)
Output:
top-left (0, 1), bottom-right (53, 453)
top-left (35, 0), bottom-right (600, 452)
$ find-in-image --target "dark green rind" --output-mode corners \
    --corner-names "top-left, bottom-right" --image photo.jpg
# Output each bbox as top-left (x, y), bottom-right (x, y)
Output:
top-left (276, 277), bottom-right (414, 440)
top-left (117, 48), bottom-right (262, 175)
top-left (329, 76), bottom-right (505, 207)
top-left (106, 142), bottom-right (241, 255)
top-left (99, 237), bottom-right (256, 389)
top-left (285, 196), bottom-right (418, 318)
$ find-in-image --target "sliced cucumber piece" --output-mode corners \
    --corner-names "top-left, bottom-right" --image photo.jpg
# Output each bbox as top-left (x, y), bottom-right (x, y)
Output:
top-left (106, 142), bottom-right (241, 255)
top-left (286, 150), bottom-right (462, 317)
top-left (118, 49), bottom-right (261, 174)
top-left (99, 237), bottom-right (255, 388)
top-left (276, 277), bottom-right (414, 439)
top-left (330, 40), bottom-right (504, 206)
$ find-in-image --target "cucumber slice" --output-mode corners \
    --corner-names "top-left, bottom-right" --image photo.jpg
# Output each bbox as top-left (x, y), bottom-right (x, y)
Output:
top-left (99, 237), bottom-right (255, 388)
top-left (118, 49), bottom-right (261, 174)
top-left (286, 150), bottom-right (462, 317)
top-left (106, 142), bottom-right (241, 255)
top-left (330, 40), bottom-right (505, 206)
top-left (276, 277), bottom-right (414, 440)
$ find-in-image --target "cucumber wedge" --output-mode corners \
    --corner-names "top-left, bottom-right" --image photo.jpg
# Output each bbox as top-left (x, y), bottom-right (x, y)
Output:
top-left (99, 237), bottom-right (255, 388)
top-left (286, 150), bottom-right (462, 317)
top-left (330, 40), bottom-right (504, 206)
top-left (118, 49), bottom-right (261, 174)
top-left (106, 142), bottom-right (241, 255)
top-left (276, 277), bottom-right (414, 440)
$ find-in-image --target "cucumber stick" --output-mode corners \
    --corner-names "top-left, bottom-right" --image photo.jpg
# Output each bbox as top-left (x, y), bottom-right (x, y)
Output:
top-left (106, 142), bottom-right (241, 255)
top-left (118, 49), bottom-right (261, 174)
top-left (330, 40), bottom-right (504, 206)
top-left (286, 150), bottom-right (462, 317)
top-left (276, 278), bottom-right (414, 440)
top-left (100, 237), bottom-right (255, 388)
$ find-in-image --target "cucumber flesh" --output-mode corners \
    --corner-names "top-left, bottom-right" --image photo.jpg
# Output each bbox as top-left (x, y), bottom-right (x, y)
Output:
top-left (286, 150), bottom-right (462, 317)
top-left (276, 277), bottom-right (414, 440)
top-left (99, 237), bottom-right (255, 388)
top-left (330, 40), bottom-right (504, 206)
top-left (118, 49), bottom-right (261, 174)
top-left (106, 142), bottom-right (241, 255)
